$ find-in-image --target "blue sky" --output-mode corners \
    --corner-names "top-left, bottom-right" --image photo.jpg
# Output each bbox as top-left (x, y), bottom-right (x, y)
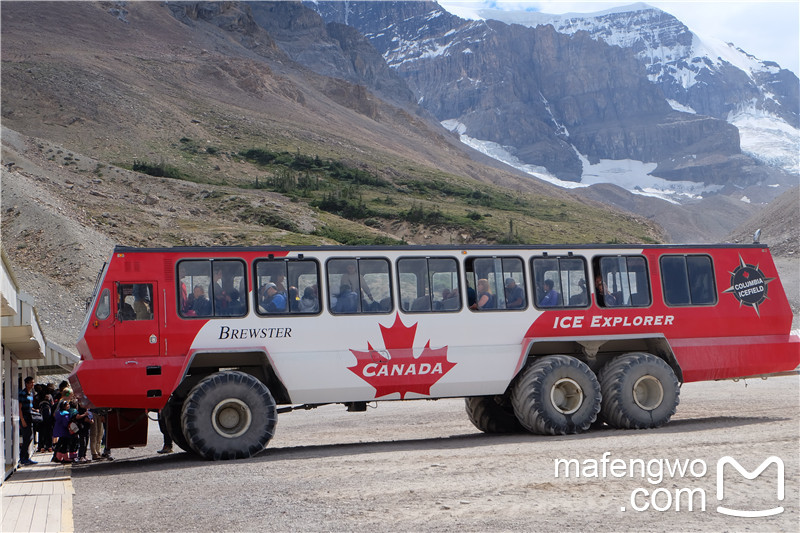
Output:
top-left (438, 1), bottom-right (800, 75)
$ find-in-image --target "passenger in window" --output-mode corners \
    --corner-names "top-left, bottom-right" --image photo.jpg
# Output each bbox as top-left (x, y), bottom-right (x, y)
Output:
top-left (466, 285), bottom-right (476, 308)
top-left (213, 268), bottom-right (224, 294)
top-left (342, 263), bottom-right (374, 303)
top-left (504, 278), bottom-right (525, 309)
top-left (299, 286), bottom-right (319, 313)
top-left (470, 279), bottom-right (495, 310)
top-left (335, 283), bottom-right (359, 313)
top-left (213, 268), bottom-right (227, 314)
top-left (274, 274), bottom-right (287, 295)
top-left (222, 289), bottom-right (245, 316)
top-left (569, 279), bottom-right (588, 306)
top-left (594, 275), bottom-right (617, 307)
top-left (118, 287), bottom-right (136, 321)
top-left (260, 282), bottom-right (287, 313)
top-left (132, 284), bottom-right (152, 320)
top-left (539, 279), bottom-right (560, 307)
top-left (187, 285), bottom-right (212, 316)
top-left (434, 289), bottom-right (450, 310)
top-left (442, 287), bottom-right (460, 310)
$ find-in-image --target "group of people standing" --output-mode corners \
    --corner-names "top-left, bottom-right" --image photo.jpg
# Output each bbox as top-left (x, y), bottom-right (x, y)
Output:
top-left (17, 377), bottom-right (112, 466)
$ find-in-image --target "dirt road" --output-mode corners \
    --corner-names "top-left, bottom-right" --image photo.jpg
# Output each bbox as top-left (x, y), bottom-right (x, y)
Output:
top-left (70, 376), bottom-right (798, 532)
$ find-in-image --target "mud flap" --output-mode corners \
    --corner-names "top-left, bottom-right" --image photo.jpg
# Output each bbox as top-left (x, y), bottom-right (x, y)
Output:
top-left (106, 408), bottom-right (149, 448)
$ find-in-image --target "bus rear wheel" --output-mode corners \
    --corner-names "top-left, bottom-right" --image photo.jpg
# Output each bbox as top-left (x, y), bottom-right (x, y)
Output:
top-left (598, 352), bottom-right (680, 429)
top-left (511, 355), bottom-right (601, 435)
top-left (181, 371), bottom-right (277, 460)
top-left (465, 394), bottom-right (523, 433)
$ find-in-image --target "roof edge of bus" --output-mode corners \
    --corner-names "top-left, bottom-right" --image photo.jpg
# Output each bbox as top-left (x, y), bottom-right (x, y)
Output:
top-left (111, 243), bottom-right (770, 254)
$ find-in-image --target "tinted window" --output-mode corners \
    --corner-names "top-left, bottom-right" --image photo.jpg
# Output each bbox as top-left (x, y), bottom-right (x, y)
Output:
top-left (178, 260), bottom-right (213, 317)
top-left (327, 258), bottom-right (392, 315)
top-left (531, 257), bottom-right (588, 309)
top-left (595, 256), bottom-right (651, 308)
top-left (660, 256), bottom-right (690, 305)
top-left (255, 259), bottom-right (320, 315)
top-left (178, 260), bottom-right (246, 318)
top-left (212, 260), bottom-right (247, 317)
top-left (398, 257), bottom-right (460, 313)
top-left (661, 255), bottom-right (716, 306)
top-left (465, 256), bottom-right (526, 311)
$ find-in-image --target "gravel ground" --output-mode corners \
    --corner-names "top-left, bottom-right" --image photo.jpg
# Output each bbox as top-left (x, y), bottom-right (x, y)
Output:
top-left (774, 256), bottom-right (800, 330)
top-left (71, 376), bottom-right (799, 532)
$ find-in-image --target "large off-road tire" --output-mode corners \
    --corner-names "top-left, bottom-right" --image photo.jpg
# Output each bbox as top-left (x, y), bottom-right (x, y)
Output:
top-left (181, 371), bottom-right (277, 460)
top-left (465, 394), bottom-right (523, 433)
top-left (511, 355), bottom-right (601, 435)
top-left (161, 395), bottom-right (191, 452)
top-left (598, 352), bottom-right (680, 429)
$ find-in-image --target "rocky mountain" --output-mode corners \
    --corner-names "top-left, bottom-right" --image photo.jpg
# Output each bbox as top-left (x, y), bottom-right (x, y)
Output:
top-left (477, 2), bottom-right (800, 175)
top-left (1, 1), bottom-right (665, 348)
top-left (727, 185), bottom-right (799, 256)
top-left (307, 1), bottom-right (797, 206)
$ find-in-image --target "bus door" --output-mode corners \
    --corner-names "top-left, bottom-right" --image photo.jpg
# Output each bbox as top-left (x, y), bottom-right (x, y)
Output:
top-left (114, 282), bottom-right (160, 357)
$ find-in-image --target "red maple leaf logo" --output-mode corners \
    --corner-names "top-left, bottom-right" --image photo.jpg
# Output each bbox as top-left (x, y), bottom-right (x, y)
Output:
top-left (348, 313), bottom-right (456, 399)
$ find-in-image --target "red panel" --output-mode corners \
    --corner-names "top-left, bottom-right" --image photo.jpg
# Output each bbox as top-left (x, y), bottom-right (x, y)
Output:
top-left (672, 334), bottom-right (800, 382)
top-left (73, 356), bottom-right (187, 409)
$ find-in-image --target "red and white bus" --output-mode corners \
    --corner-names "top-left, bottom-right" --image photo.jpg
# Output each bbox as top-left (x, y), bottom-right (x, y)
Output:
top-left (70, 243), bottom-right (799, 459)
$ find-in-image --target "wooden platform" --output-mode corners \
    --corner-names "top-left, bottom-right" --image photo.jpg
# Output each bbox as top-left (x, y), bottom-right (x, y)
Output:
top-left (1, 451), bottom-right (73, 533)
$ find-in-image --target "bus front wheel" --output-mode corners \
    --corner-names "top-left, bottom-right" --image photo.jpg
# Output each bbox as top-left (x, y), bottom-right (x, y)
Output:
top-left (511, 355), bottom-right (601, 435)
top-left (181, 371), bottom-right (277, 460)
top-left (465, 394), bottom-right (523, 434)
top-left (598, 352), bottom-right (680, 429)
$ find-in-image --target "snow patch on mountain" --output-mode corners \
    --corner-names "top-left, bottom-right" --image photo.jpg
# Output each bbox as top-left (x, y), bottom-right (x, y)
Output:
top-left (689, 32), bottom-right (780, 82)
top-left (667, 99), bottom-right (696, 114)
top-left (442, 119), bottom-right (721, 204)
top-left (729, 110), bottom-right (800, 173)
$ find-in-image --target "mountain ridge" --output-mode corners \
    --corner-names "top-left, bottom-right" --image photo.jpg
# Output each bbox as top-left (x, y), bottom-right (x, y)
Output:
top-left (474, 2), bottom-right (799, 174)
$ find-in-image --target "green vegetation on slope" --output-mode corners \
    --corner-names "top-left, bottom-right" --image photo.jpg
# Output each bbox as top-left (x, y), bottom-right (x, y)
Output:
top-left (130, 140), bottom-right (660, 246)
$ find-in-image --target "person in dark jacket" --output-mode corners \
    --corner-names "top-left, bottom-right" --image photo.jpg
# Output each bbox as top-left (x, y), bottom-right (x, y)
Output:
top-left (18, 376), bottom-right (39, 466)
top-left (36, 394), bottom-right (54, 452)
top-left (74, 403), bottom-right (93, 462)
top-left (51, 400), bottom-right (73, 463)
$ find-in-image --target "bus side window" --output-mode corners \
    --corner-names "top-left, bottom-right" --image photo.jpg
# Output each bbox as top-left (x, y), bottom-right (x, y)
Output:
top-left (397, 257), bottom-right (460, 313)
top-left (398, 258), bottom-right (430, 312)
top-left (465, 256), bottom-right (525, 311)
top-left (327, 258), bottom-right (392, 315)
top-left (430, 257), bottom-right (460, 311)
top-left (661, 254), bottom-right (716, 306)
top-left (687, 256), bottom-right (716, 305)
top-left (211, 260), bottom-right (247, 317)
top-left (531, 257), bottom-right (588, 309)
top-left (178, 260), bottom-right (213, 318)
top-left (288, 260), bottom-right (321, 314)
top-left (255, 259), bottom-right (320, 315)
top-left (595, 256), bottom-right (651, 308)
